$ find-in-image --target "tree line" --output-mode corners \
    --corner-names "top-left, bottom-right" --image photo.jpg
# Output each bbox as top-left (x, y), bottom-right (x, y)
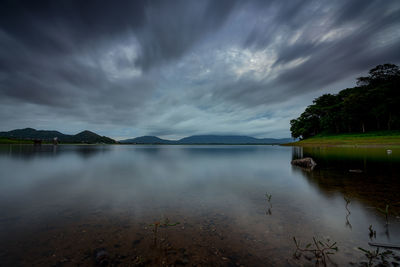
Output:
top-left (290, 63), bottom-right (400, 139)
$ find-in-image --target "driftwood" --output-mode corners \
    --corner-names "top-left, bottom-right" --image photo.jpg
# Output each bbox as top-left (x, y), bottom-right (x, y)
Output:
top-left (368, 242), bottom-right (400, 250)
top-left (291, 157), bottom-right (317, 170)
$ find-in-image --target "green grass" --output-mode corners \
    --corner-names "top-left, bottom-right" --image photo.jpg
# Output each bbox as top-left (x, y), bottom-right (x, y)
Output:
top-left (283, 131), bottom-right (400, 146)
top-left (0, 137), bottom-right (34, 144)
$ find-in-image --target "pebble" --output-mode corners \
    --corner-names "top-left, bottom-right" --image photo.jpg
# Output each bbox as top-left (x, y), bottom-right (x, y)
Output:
top-left (94, 248), bottom-right (109, 266)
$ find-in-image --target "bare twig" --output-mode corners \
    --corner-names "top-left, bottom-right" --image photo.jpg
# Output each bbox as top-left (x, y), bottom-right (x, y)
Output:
top-left (293, 236), bottom-right (338, 266)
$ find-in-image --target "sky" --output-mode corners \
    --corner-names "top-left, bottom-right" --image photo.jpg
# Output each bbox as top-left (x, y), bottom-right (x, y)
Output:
top-left (1, 0), bottom-right (400, 140)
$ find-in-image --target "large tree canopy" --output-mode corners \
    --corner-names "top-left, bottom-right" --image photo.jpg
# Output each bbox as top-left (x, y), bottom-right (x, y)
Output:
top-left (290, 64), bottom-right (400, 139)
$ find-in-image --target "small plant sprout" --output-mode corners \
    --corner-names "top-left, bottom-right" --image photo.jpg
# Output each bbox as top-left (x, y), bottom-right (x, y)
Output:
top-left (149, 218), bottom-right (180, 246)
top-left (358, 247), bottom-right (394, 267)
top-left (265, 192), bottom-right (272, 215)
top-left (368, 225), bottom-right (376, 239)
top-left (377, 204), bottom-right (390, 225)
top-left (265, 193), bottom-right (272, 202)
top-left (344, 196), bottom-right (351, 213)
top-left (293, 236), bottom-right (338, 266)
top-left (344, 196), bottom-right (352, 229)
top-left (266, 207), bottom-right (272, 215)
top-left (149, 221), bottom-right (161, 245)
top-left (345, 214), bottom-right (352, 229)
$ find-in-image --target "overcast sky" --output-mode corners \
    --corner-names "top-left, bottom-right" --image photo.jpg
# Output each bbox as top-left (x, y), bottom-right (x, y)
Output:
top-left (1, 0), bottom-right (400, 140)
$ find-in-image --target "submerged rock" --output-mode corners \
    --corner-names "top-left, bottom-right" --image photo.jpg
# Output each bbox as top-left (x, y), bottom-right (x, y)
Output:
top-left (291, 157), bottom-right (317, 170)
top-left (94, 248), bottom-right (109, 266)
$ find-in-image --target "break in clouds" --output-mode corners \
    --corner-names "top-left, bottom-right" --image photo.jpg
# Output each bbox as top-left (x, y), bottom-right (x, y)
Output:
top-left (1, 0), bottom-right (400, 139)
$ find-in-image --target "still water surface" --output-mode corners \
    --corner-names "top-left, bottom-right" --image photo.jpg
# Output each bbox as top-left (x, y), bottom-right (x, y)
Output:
top-left (0, 145), bottom-right (399, 266)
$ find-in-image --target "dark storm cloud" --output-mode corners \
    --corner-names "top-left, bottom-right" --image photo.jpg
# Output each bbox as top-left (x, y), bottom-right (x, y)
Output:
top-left (133, 0), bottom-right (237, 71)
top-left (0, 0), bottom-right (399, 138)
top-left (213, 0), bottom-right (400, 107)
top-left (0, 0), bottom-right (236, 70)
top-left (0, 0), bottom-right (237, 107)
top-left (0, 0), bottom-right (147, 53)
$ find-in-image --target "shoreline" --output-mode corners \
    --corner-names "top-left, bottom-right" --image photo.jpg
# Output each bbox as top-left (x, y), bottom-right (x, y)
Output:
top-left (0, 142), bottom-right (282, 146)
top-left (282, 132), bottom-right (400, 147)
top-left (282, 143), bottom-right (400, 148)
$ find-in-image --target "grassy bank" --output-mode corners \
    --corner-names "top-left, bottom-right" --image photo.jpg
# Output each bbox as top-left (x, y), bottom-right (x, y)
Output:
top-left (283, 131), bottom-right (400, 146)
top-left (0, 137), bottom-right (34, 144)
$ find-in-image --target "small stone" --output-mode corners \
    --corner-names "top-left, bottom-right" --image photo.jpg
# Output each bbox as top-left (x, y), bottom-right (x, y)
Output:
top-left (94, 248), bottom-right (109, 266)
top-left (175, 258), bottom-right (188, 265)
top-left (59, 258), bottom-right (69, 263)
top-left (132, 239), bottom-right (142, 246)
top-left (167, 250), bottom-right (177, 255)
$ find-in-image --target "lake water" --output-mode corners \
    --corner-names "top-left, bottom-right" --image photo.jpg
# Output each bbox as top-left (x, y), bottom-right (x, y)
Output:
top-left (0, 145), bottom-right (399, 266)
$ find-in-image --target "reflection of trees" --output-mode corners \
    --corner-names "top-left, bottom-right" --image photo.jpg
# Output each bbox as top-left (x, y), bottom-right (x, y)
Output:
top-left (292, 147), bottom-right (303, 160)
top-left (0, 144), bottom-right (111, 160)
top-left (292, 146), bottom-right (400, 175)
top-left (292, 165), bottom-right (400, 215)
top-left (292, 146), bottom-right (400, 214)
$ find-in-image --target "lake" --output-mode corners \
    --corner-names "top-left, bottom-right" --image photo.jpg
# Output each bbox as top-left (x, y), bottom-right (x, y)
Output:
top-left (0, 144), bottom-right (399, 266)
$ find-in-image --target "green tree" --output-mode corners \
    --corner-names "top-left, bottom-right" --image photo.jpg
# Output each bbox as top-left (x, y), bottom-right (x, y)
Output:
top-left (290, 63), bottom-right (400, 138)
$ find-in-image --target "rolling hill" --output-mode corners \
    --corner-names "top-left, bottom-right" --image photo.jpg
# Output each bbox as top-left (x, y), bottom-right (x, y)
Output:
top-left (119, 136), bottom-right (173, 144)
top-left (1, 129), bottom-right (292, 145)
top-left (120, 135), bottom-right (293, 144)
top-left (0, 128), bottom-right (116, 144)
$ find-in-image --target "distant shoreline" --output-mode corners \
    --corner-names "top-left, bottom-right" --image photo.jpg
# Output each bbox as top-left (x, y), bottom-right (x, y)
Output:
top-left (0, 128), bottom-right (293, 145)
top-left (0, 140), bottom-right (282, 146)
top-left (4, 131), bottom-right (400, 147)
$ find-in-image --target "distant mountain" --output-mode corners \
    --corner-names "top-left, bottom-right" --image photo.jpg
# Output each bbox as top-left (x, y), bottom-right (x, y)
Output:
top-left (71, 130), bottom-right (116, 144)
top-left (1, 129), bottom-right (292, 145)
top-left (120, 135), bottom-right (293, 144)
top-left (0, 128), bottom-right (116, 144)
top-left (119, 136), bottom-right (173, 144)
top-left (0, 128), bottom-right (68, 140)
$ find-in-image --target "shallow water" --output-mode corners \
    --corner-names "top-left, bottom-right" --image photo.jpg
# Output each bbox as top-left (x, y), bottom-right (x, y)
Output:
top-left (0, 144), bottom-right (399, 266)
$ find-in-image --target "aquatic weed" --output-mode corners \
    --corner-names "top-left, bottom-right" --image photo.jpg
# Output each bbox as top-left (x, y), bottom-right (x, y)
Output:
top-left (293, 236), bottom-right (338, 266)
top-left (377, 204), bottom-right (390, 225)
top-left (358, 247), bottom-right (394, 267)
top-left (149, 218), bottom-right (180, 246)
top-left (368, 225), bottom-right (376, 239)
top-left (344, 196), bottom-right (352, 229)
top-left (344, 196), bottom-right (351, 213)
top-left (265, 193), bottom-right (272, 202)
top-left (265, 192), bottom-right (272, 215)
